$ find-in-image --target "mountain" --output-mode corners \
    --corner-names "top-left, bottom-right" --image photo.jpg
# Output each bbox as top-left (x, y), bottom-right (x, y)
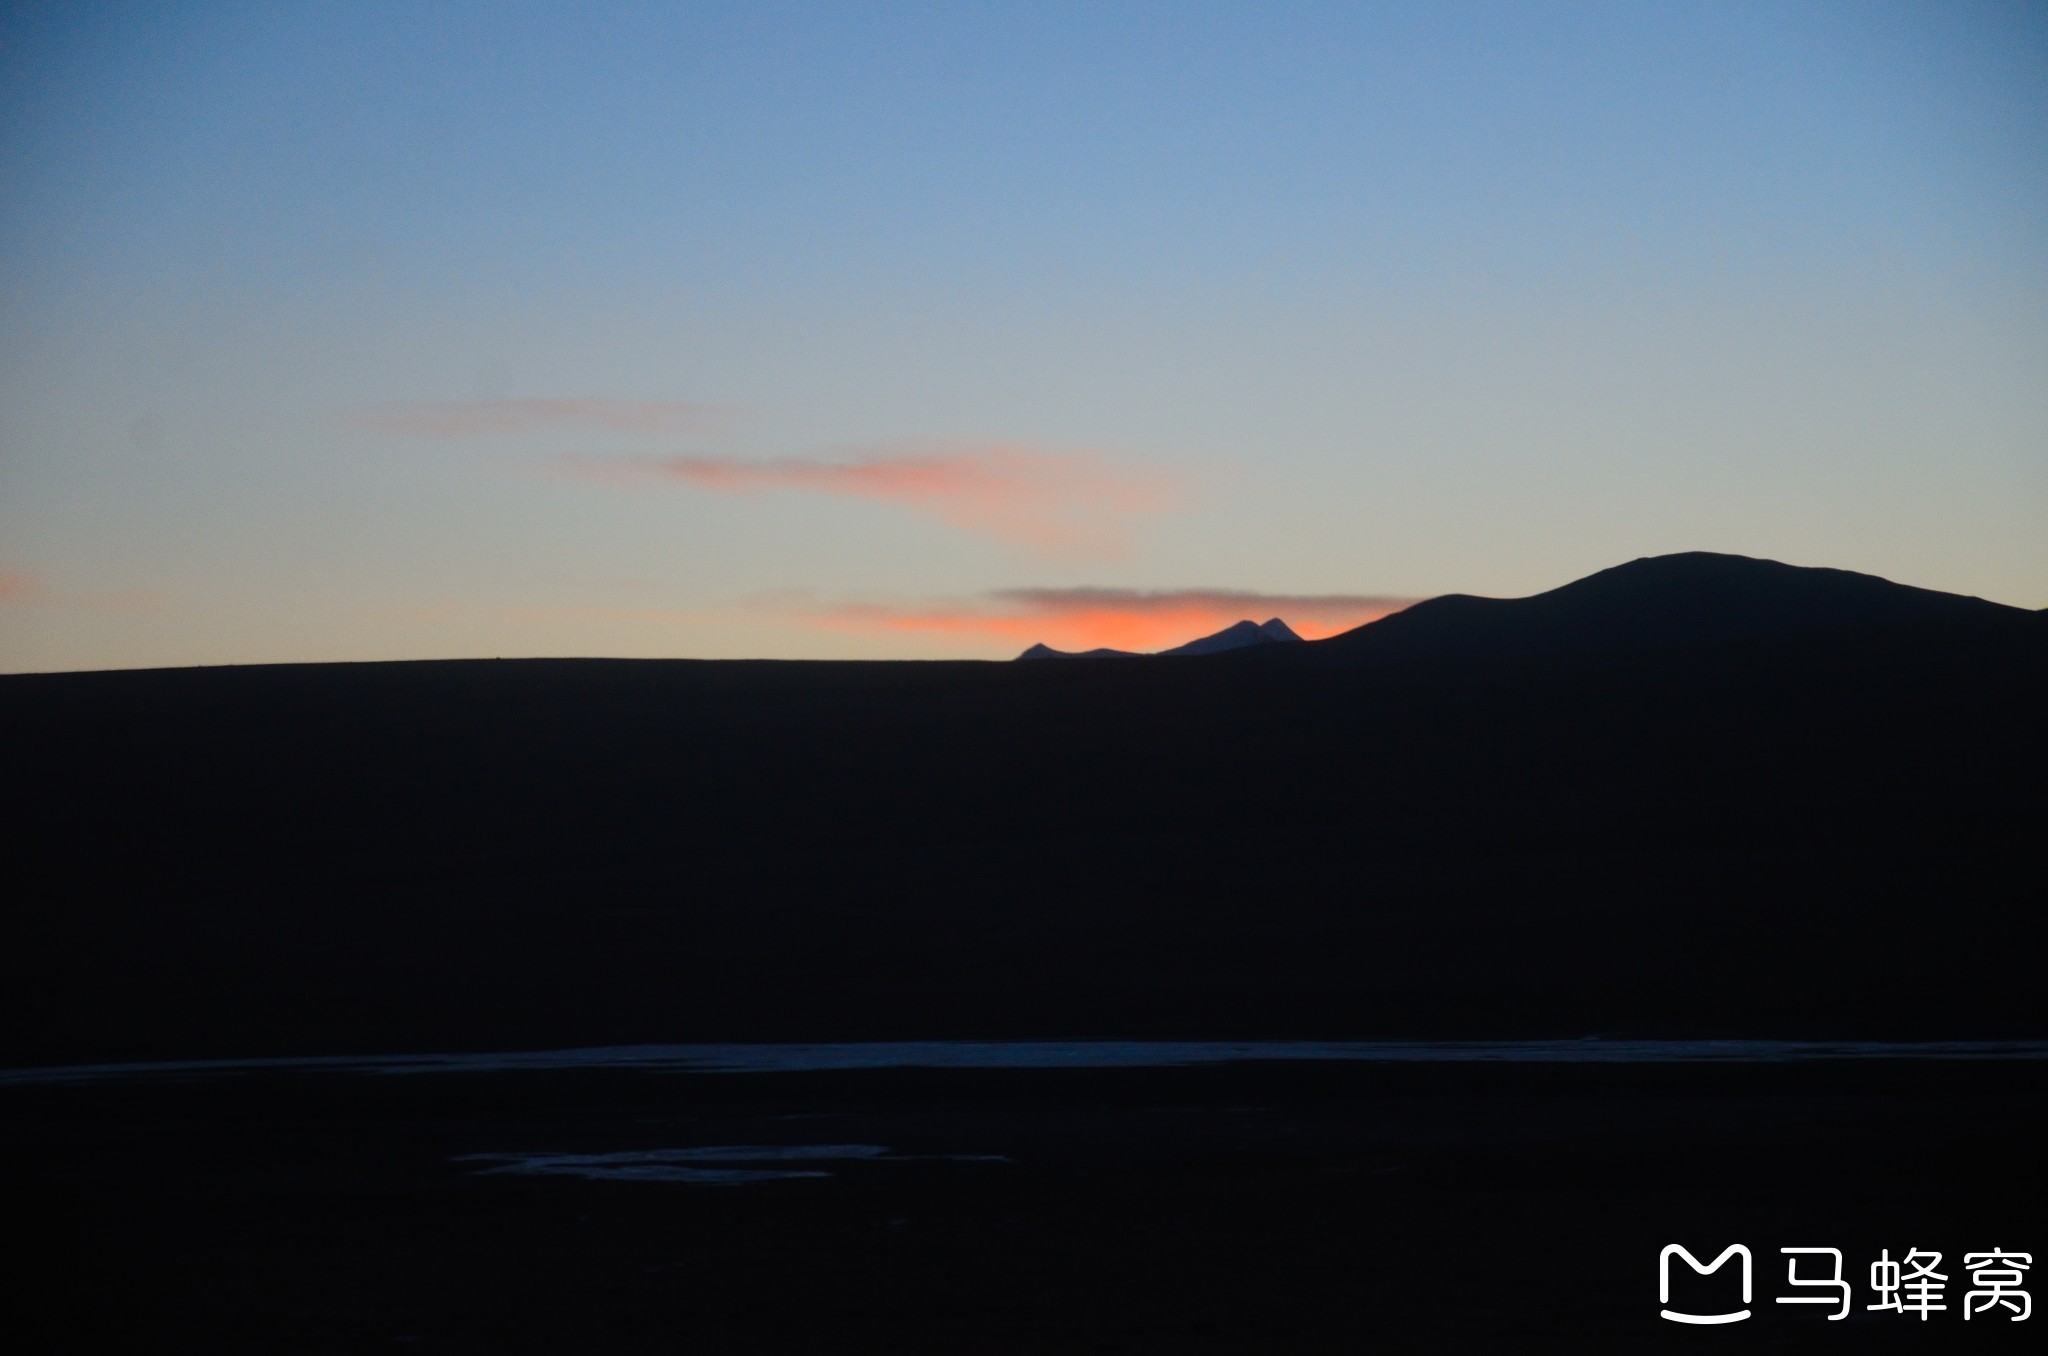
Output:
top-left (1016, 553), bottom-right (2012, 666)
top-left (1312, 551), bottom-right (2022, 662)
top-left (1015, 643), bottom-right (1139, 660)
top-left (1158, 617), bottom-right (1302, 656)
top-left (2, 551), bottom-right (2041, 1066)
top-left (1018, 616), bottom-right (1303, 660)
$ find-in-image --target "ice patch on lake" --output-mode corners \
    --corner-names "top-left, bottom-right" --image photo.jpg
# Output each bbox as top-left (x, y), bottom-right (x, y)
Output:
top-left (7, 1038), bottom-right (2048, 1086)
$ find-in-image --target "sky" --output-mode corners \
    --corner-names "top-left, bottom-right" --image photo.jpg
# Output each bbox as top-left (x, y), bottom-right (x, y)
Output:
top-left (2, 0), bottom-right (2044, 671)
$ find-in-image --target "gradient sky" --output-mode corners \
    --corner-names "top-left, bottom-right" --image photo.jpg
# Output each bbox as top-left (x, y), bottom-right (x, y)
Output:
top-left (3, 0), bottom-right (2044, 671)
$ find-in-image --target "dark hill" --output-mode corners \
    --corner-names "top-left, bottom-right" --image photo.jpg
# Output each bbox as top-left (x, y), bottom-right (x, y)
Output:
top-left (1315, 551), bottom-right (2017, 662)
top-left (1, 554), bottom-right (2042, 1066)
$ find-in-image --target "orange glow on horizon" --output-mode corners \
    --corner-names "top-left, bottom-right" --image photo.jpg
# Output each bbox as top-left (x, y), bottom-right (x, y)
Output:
top-left (813, 596), bottom-right (1412, 654)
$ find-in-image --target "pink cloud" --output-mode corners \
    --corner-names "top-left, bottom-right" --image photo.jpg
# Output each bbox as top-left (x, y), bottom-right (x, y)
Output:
top-left (349, 398), bottom-right (729, 437)
top-left (0, 570), bottom-right (39, 603)
top-left (566, 441), bottom-right (1181, 555)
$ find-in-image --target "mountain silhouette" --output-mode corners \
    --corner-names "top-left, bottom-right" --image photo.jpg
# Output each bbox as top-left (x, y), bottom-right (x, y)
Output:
top-left (1311, 551), bottom-right (2019, 662)
top-left (1017, 554), bottom-right (2006, 665)
top-left (1019, 616), bottom-right (1303, 660)
top-left (2, 550), bottom-right (2040, 1066)
top-left (1016, 642), bottom-right (1138, 660)
top-left (1159, 617), bottom-right (1302, 656)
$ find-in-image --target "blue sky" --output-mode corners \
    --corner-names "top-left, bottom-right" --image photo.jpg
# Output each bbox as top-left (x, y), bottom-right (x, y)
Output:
top-left (3, 1), bottom-right (2043, 668)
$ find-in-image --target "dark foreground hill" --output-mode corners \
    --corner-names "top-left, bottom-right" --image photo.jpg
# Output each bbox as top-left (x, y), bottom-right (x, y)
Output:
top-left (2, 553), bottom-right (2043, 1065)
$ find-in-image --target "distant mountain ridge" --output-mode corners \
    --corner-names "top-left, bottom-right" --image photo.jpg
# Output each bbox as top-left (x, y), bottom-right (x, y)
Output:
top-left (1310, 551), bottom-right (2023, 662)
top-left (1018, 553), bottom-right (2026, 665)
top-left (2, 546), bottom-right (2042, 1065)
top-left (1018, 617), bottom-right (1302, 660)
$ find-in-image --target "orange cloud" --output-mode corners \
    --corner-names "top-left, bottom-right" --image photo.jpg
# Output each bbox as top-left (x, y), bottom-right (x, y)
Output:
top-left (349, 398), bottom-right (729, 437)
top-left (0, 570), bottom-right (39, 603)
top-left (566, 441), bottom-right (1180, 555)
top-left (809, 587), bottom-right (1418, 653)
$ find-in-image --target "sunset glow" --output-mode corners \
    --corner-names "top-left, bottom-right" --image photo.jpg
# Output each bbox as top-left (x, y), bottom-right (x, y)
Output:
top-left (1, 3), bottom-right (2040, 671)
top-left (812, 589), bottom-right (1417, 654)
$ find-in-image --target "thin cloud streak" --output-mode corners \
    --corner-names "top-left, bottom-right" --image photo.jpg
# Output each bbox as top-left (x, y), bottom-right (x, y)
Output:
top-left (372, 600), bottom-right (713, 627)
top-left (991, 587), bottom-right (1419, 624)
top-left (0, 569), bottom-right (170, 615)
top-left (566, 441), bottom-right (1181, 555)
top-left (349, 398), bottom-right (730, 437)
top-left (807, 587), bottom-right (1419, 653)
top-left (496, 604), bottom-right (713, 626)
